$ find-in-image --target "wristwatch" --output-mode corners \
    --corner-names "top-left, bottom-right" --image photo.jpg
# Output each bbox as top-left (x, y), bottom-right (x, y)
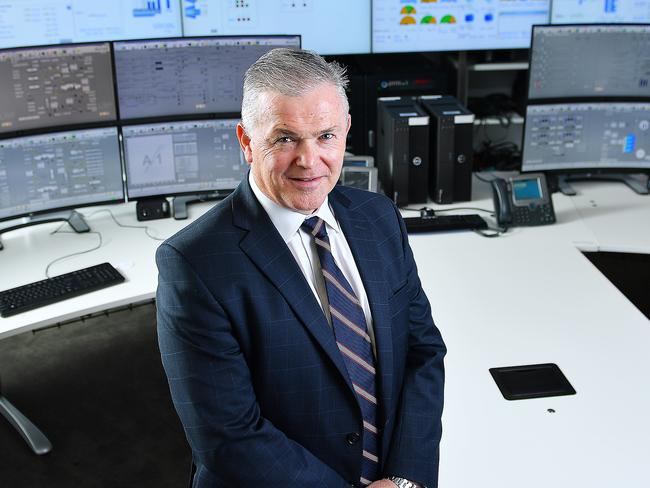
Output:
top-left (388, 476), bottom-right (423, 488)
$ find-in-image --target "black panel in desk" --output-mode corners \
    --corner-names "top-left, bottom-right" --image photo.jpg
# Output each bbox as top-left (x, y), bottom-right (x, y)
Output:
top-left (490, 363), bottom-right (576, 401)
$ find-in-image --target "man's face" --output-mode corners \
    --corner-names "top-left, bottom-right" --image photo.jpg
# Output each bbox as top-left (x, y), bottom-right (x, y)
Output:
top-left (237, 83), bottom-right (351, 214)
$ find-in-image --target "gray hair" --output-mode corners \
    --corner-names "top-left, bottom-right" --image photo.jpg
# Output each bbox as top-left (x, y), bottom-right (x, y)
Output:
top-left (240, 48), bottom-right (349, 134)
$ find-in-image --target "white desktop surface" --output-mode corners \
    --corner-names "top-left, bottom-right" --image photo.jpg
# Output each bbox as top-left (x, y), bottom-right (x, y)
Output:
top-left (1, 178), bottom-right (650, 486)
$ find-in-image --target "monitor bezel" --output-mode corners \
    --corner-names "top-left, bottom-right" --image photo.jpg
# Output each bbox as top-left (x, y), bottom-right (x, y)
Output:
top-left (520, 101), bottom-right (650, 175)
top-left (120, 118), bottom-right (246, 201)
top-left (0, 126), bottom-right (126, 224)
top-left (111, 34), bottom-right (302, 123)
top-left (0, 41), bottom-right (118, 139)
top-left (527, 23), bottom-right (650, 104)
top-left (523, 24), bottom-right (650, 175)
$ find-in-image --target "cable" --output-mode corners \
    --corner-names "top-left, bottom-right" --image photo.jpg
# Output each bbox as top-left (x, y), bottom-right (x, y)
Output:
top-left (399, 205), bottom-right (494, 216)
top-left (475, 172), bottom-right (497, 183)
top-left (42, 207), bottom-right (164, 278)
top-left (473, 225), bottom-right (508, 238)
top-left (82, 208), bottom-right (165, 241)
top-left (45, 229), bottom-right (103, 279)
top-left (434, 206), bottom-right (495, 216)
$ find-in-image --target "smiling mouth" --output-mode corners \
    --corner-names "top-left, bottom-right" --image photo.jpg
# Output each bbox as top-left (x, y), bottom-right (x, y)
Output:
top-left (289, 176), bottom-right (322, 182)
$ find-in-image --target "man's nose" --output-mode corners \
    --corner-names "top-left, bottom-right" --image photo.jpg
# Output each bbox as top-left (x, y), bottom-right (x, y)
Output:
top-left (295, 139), bottom-right (317, 168)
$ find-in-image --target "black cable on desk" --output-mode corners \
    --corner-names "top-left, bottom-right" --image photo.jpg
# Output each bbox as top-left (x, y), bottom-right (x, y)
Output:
top-left (399, 205), bottom-right (495, 216)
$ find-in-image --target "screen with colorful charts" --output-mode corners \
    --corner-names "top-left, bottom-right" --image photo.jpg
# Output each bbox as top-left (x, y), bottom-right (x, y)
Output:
top-left (0, 1), bottom-right (183, 49)
top-left (551, 0), bottom-right (650, 24)
top-left (180, 0), bottom-right (371, 55)
top-left (372, 0), bottom-right (551, 53)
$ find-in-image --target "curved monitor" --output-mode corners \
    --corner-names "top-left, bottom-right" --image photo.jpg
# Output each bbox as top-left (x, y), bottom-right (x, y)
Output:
top-left (528, 25), bottom-right (650, 100)
top-left (550, 0), bottom-right (650, 24)
top-left (0, 42), bottom-right (117, 135)
top-left (181, 0), bottom-right (370, 55)
top-left (521, 103), bottom-right (650, 173)
top-left (0, 127), bottom-right (124, 222)
top-left (122, 118), bottom-right (246, 199)
top-left (113, 35), bottom-right (301, 121)
top-left (372, 0), bottom-right (550, 53)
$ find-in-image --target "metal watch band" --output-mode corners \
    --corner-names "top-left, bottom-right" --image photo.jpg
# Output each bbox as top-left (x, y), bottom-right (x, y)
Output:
top-left (388, 476), bottom-right (422, 488)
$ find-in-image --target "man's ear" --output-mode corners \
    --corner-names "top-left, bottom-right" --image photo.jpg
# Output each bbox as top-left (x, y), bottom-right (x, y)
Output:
top-left (236, 123), bottom-right (254, 165)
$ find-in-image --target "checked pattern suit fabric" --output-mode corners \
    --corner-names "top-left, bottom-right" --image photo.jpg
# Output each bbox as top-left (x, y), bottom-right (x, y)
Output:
top-left (301, 216), bottom-right (379, 486)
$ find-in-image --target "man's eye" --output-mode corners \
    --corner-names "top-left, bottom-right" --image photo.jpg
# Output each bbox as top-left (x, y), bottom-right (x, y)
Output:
top-left (321, 133), bottom-right (334, 140)
top-left (276, 136), bottom-right (294, 144)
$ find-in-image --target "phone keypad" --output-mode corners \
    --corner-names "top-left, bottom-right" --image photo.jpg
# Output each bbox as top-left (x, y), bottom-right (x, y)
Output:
top-left (513, 203), bottom-right (556, 226)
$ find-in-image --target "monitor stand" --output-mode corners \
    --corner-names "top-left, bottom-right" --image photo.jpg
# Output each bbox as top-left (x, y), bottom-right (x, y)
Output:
top-left (0, 210), bottom-right (90, 250)
top-left (172, 191), bottom-right (232, 220)
top-left (0, 377), bottom-right (52, 455)
top-left (556, 173), bottom-right (650, 196)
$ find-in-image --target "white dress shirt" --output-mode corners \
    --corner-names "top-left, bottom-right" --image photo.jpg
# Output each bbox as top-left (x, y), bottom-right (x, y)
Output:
top-left (249, 172), bottom-right (376, 351)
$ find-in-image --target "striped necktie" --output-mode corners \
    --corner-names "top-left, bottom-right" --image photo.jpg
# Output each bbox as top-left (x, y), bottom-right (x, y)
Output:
top-left (301, 216), bottom-right (379, 486)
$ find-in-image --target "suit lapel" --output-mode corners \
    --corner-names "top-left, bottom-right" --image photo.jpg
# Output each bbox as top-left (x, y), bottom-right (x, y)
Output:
top-left (232, 180), bottom-right (354, 393)
top-left (329, 189), bottom-right (395, 426)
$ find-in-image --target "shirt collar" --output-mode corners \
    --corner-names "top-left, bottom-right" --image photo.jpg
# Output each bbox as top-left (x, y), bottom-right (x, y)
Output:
top-left (248, 171), bottom-right (340, 244)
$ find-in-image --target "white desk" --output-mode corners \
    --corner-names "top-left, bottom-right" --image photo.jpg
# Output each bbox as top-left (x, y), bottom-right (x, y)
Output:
top-left (1, 178), bottom-right (650, 486)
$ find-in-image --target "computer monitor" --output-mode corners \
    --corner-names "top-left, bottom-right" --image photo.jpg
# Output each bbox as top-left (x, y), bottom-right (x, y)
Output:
top-left (0, 127), bottom-right (124, 243)
top-left (122, 119), bottom-right (246, 217)
top-left (113, 35), bottom-right (301, 121)
top-left (521, 103), bottom-right (650, 191)
top-left (528, 25), bottom-right (650, 100)
top-left (0, 42), bottom-right (117, 135)
top-left (0, 1), bottom-right (182, 49)
top-left (181, 0), bottom-right (370, 55)
top-left (550, 0), bottom-right (650, 24)
top-left (372, 0), bottom-right (550, 53)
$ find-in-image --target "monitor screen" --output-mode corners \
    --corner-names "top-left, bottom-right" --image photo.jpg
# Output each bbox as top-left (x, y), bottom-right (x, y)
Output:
top-left (528, 25), bottom-right (650, 100)
top-left (113, 36), bottom-right (301, 120)
top-left (521, 103), bottom-right (650, 173)
top-left (0, 127), bottom-right (124, 222)
top-left (0, 43), bottom-right (117, 135)
top-left (551, 0), bottom-right (650, 24)
top-left (122, 119), bottom-right (246, 199)
top-left (372, 0), bottom-right (550, 53)
top-left (181, 0), bottom-right (370, 55)
top-left (0, 1), bottom-right (182, 49)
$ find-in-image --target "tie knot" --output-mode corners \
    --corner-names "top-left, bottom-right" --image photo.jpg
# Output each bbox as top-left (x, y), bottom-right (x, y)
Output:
top-left (301, 216), bottom-right (328, 240)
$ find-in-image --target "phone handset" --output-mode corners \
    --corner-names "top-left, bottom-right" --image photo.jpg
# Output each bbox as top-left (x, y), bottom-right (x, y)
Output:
top-left (491, 178), bottom-right (512, 226)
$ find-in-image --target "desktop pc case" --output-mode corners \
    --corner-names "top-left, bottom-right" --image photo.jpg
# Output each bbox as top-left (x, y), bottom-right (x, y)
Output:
top-left (376, 98), bottom-right (430, 206)
top-left (418, 95), bottom-right (475, 203)
top-left (344, 54), bottom-right (450, 156)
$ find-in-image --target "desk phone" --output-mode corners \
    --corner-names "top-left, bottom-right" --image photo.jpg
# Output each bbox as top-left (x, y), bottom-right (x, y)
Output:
top-left (491, 173), bottom-right (556, 227)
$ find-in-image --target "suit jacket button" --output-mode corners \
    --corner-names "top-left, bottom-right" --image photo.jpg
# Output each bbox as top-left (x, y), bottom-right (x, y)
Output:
top-left (346, 432), bottom-right (360, 445)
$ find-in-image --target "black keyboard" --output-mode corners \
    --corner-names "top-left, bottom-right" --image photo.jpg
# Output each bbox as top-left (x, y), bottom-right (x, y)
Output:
top-left (0, 263), bottom-right (125, 318)
top-left (404, 214), bottom-right (488, 233)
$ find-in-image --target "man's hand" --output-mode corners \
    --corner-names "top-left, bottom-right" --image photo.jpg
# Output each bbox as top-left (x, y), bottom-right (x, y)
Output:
top-left (368, 480), bottom-right (398, 488)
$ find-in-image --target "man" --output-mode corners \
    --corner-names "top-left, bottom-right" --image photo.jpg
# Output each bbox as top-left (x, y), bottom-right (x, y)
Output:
top-left (156, 48), bottom-right (446, 488)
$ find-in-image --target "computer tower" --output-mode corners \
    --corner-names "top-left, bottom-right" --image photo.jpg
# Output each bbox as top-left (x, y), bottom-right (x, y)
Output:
top-left (418, 95), bottom-right (475, 203)
top-left (341, 54), bottom-right (450, 156)
top-left (376, 98), bottom-right (430, 206)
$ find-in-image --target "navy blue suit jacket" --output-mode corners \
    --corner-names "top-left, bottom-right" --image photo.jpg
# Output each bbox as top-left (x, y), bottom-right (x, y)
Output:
top-left (156, 179), bottom-right (446, 487)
